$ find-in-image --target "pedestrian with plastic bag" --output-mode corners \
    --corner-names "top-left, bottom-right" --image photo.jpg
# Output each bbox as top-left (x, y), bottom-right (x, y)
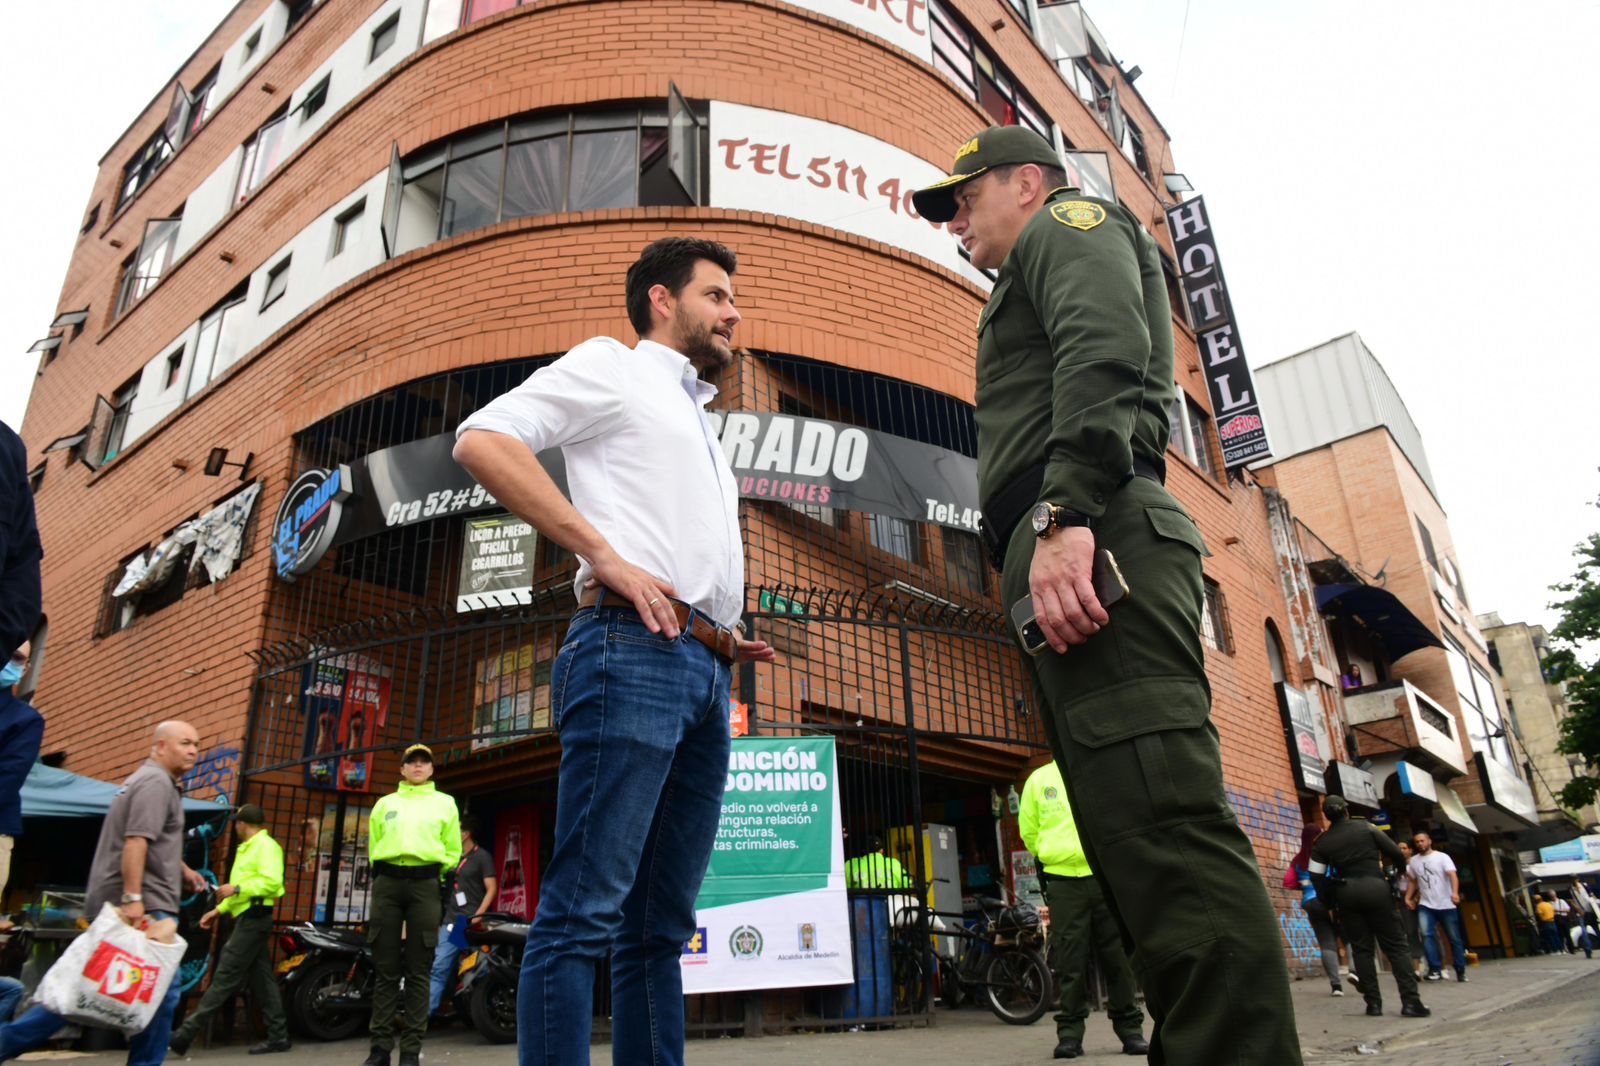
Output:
top-left (0, 721), bottom-right (208, 1064)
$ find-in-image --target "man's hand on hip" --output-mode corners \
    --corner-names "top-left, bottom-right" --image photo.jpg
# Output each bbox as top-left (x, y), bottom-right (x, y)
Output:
top-left (1029, 527), bottom-right (1108, 653)
top-left (584, 555), bottom-right (680, 638)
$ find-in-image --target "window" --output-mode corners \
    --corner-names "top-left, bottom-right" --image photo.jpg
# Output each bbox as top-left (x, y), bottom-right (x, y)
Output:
top-left (869, 513), bottom-right (921, 565)
top-left (941, 526), bottom-right (987, 596)
top-left (331, 198), bottom-right (366, 257)
top-left (164, 348), bottom-right (185, 390)
top-left (284, 0), bottom-right (316, 35)
top-left (185, 68), bottom-right (220, 140)
top-left (103, 376), bottom-right (141, 463)
top-left (28, 463), bottom-right (44, 494)
top-left (1169, 394), bottom-right (1214, 476)
top-left (389, 107), bottom-right (693, 256)
top-left (369, 13), bottom-right (400, 60)
top-left (81, 202), bottom-right (101, 235)
top-left (1416, 516), bottom-right (1439, 569)
top-left (1121, 118), bottom-right (1152, 181)
top-left (119, 131), bottom-right (175, 209)
top-left (236, 108), bottom-right (290, 203)
top-left (114, 215), bottom-right (182, 316)
top-left (261, 256), bottom-right (291, 310)
top-left (189, 284), bottom-right (249, 393)
top-left (295, 75), bottom-right (331, 124)
top-left (243, 28), bottom-right (262, 61)
top-left (929, 2), bottom-right (1047, 136)
top-left (1201, 579), bottom-right (1231, 653)
top-left (465, 0), bottom-right (522, 24)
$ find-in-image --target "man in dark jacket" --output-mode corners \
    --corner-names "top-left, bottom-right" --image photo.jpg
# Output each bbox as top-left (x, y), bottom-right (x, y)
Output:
top-left (1309, 796), bottom-right (1429, 1018)
top-left (0, 422), bottom-right (42, 664)
top-left (0, 639), bottom-right (44, 911)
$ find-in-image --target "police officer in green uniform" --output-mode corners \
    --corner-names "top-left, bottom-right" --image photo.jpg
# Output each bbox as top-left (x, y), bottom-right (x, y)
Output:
top-left (362, 744), bottom-right (460, 1066)
top-left (168, 804), bottom-right (290, 1056)
top-left (1308, 796), bottom-right (1429, 1018)
top-left (913, 126), bottom-right (1302, 1064)
top-left (1019, 761), bottom-right (1146, 1059)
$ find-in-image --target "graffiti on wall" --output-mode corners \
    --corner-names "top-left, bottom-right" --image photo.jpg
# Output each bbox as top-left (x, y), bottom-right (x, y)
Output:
top-left (1226, 785), bottom-right (1323, 966)
top-left (184, 744), bottom-right (241, 804)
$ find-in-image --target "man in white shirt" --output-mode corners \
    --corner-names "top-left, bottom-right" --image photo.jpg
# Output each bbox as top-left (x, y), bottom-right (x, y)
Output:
top-left (1405, 831), bottom-right (1468, 982)
top-left (453, 237), bottom-right (774, 1066)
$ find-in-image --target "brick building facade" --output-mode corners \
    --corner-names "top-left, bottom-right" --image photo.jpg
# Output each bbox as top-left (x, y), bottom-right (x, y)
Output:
top-left (17, 0), bottom-right (1342, 996)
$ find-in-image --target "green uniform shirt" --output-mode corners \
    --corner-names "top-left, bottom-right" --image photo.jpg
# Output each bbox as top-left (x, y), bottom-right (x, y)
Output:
top-left (844, 852), bottom-right (912, 889)
top-left (217, 828), bottom-right (286, 916)
top-left (369, 780), bottom-right (461, 876)
top-left (974, 188), bottom-right (1176, 518)
top-left (1018, 761), bottom-right (1092, 878)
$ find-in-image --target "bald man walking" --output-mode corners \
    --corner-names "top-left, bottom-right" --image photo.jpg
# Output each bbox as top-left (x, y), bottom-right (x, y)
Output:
top-left (0, 722), bottom-right (208, 1065)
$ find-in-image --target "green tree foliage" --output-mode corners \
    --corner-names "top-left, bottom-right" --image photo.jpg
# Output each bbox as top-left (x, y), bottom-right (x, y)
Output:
top-left (1549, 522), bottom-right (1600, 810)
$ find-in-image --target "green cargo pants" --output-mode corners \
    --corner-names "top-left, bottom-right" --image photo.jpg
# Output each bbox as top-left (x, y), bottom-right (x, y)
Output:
top-left (1044, 873), bottom-right (1143, 1043)
top-left (367, 873), bottom-right (441, 1054)
top-left (172, 908), bottom-right (288, 1045)
top-left (1002, 476), bottom-right (1303, 1065)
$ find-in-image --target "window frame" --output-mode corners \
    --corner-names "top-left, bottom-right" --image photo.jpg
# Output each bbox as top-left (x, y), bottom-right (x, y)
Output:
top-left (369, 12), bottom-right (401, 61)
top-left (928, 1), bottom-right (1048, 137)
top-left (102, 375), bottom-right (142, 464)
top-left (295, 74), bottom-right (332, 124)
top-left (330, 197), bottom-right (367, 257)
top-left (1201, 578), bottom-right (1232, 653)
top-left (261, 256), bottom-right (292, 311)
top-left (236, 108), bottom-right (291, 204)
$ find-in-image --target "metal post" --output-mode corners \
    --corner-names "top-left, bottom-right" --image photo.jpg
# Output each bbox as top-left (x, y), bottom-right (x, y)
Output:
top-left (897, 620), bottom-right (931, 1020)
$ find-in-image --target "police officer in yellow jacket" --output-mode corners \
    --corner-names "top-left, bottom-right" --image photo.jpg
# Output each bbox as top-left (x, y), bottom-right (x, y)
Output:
top-left (169, 804), bottom-right (290, 1055)
top-left (844, 834), bottom-right (912, 890)
top-left (914, 127), bottom-right (1302, 1064)
top-left (1020, 762), bottom-right (1146, 1059)
top-left (363, 745), bottom-right (460, 1066)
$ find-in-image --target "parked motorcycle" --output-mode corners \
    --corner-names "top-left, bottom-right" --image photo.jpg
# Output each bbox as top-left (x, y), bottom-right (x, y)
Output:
top-left (277, 923), bottom-right (375, 1042)
top-left (451, 912), bottom-right (529, 1044)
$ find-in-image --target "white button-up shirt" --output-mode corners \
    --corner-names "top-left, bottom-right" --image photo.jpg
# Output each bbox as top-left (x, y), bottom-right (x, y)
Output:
top-left (456, 338), bottom-right (744, 628)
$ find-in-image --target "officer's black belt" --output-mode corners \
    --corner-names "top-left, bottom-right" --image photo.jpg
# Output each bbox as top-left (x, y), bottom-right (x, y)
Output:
top-left (373, 861), bottom-right (442, 880)
top-left (978, 457), bottom-right (1165, 573)
top-left (243, 899), bottom-right (274, 914)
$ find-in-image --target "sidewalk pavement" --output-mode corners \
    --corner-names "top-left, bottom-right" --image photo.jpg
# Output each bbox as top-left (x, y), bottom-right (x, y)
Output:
top-left (15, 953), bottom-right (1598, 1065)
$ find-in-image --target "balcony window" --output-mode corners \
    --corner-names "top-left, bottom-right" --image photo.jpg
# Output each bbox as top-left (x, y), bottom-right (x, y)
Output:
top-left (236, 109), bottom-right (290, 203)
top-left (929, 1), bottom-right (1048, 136)
top-left (114, 216), bottom-right (182, 316)
top-left (119, 132), bottom-right (175, 209)
top-left (189, 285), bottom-right (249, 394)
top-left (185, 68), bottom-right (220, 141)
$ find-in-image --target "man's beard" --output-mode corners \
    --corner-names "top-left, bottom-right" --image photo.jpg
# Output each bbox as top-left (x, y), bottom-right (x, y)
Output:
top-left (674, 307), bottom-right (732, 372)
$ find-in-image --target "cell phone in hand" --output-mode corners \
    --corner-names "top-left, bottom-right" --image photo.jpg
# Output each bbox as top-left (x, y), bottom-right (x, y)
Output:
top-left (1010, 549), bottom-right (1130, 655)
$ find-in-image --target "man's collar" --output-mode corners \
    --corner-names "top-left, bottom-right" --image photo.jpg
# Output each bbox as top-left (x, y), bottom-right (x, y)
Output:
top-left (635, 338), bottom-right (719, 401)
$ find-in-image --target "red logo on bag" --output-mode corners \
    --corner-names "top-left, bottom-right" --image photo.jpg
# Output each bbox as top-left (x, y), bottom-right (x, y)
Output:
top-left (83, 942), bottom-right (161, 1005)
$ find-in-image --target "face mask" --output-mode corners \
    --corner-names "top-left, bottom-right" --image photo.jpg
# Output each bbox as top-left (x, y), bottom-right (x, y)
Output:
top-left (0, 661), bottom-right (23, 688)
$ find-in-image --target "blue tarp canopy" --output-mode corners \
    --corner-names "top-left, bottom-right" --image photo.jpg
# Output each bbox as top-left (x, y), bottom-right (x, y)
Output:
top-left (1313, 583), bottom-right (1445, 662)
top-left (21, 763), bottom-right (226, 819)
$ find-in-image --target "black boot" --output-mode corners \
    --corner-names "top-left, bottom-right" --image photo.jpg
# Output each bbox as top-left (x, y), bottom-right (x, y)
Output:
top-left (168, 1031), bottom-right (193, 1057)
top-left (361, 1049), bottom-right (391, 1066)
top-left (399, 1053), bottom-right (420, 1066)
top-left (1365, 1003), bottom-right (1383, 1016)
top-left (249, 1040), bottom-right (293, 1055)
top-left (1121, 1035), bottom-right (1150, 1055)
top-left (1053, 1037), bottom-right (1084, 1059)
top-left (1401, 1001), bottom-right (1431, 1018)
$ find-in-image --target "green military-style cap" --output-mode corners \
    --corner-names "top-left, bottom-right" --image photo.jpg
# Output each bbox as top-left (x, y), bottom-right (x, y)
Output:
top-left (912, 125), bottom-right (1063, 224)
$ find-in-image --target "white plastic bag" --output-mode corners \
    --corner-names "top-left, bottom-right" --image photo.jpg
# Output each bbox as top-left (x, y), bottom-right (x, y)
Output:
top-left (36, 903), bottom-right (188, 1035)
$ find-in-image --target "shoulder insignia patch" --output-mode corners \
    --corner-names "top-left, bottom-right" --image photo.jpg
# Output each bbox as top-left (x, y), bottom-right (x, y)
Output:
top-left (1051, 200), bottom-right (1106, 231)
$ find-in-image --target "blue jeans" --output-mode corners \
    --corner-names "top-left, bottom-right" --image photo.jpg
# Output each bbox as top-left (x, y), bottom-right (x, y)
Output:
top-left (0, 912), bottom-right (182, 1066)
top-left (428, 924), bottom-right (463, 1014)
top-left (0, 977), bottom-right (24, 1022)
top-left (517, 606), bottom-right (731, 1066)
top-left (1418, 905), bottom-right (1467, 974)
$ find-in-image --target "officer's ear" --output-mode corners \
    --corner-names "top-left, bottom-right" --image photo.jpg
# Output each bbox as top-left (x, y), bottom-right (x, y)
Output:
top-left (1015, 164), bottom-right (1050, 208)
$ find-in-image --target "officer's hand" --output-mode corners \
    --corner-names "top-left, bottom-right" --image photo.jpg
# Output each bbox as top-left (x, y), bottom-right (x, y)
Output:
top-left (199, 909), bottom-right (220, 931)
top-left (584, 555), bottom-right (679, 638)
top-left (1029, 528), bottom-right (1108, 653)
top-left (216, 883), bottom-right (237, 899)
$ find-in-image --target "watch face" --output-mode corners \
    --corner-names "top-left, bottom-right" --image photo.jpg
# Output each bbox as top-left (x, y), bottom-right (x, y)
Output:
top-left (1031, 503), bottom-right (1053, 534)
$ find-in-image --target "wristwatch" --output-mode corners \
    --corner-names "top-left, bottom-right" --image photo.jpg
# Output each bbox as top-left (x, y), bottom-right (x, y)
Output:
top-left (1031, 502), bottom-right (1092, 538)
top-left (119, 893), bottom-right (143, 904)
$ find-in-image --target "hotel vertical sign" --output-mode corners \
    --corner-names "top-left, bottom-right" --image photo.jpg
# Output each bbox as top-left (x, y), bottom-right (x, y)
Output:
top-left (1165, 197), bottom-right (1271, 469)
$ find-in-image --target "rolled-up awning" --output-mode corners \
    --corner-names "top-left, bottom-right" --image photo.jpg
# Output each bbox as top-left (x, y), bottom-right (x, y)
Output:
top-left (1314, 583), bottom-right (1445, 661)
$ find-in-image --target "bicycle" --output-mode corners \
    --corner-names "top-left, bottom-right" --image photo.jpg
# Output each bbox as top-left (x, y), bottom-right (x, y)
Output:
top-left (889, 885), bottom-right (1053, 1025)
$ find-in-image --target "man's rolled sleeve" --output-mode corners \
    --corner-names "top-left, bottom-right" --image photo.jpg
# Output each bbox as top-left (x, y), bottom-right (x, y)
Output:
top-left (121, 777), bottom-right (172, 841)
top-left (455, 339), bottom-right (627, 452)
top-left (1016, 219), bottom-right (1151, 517)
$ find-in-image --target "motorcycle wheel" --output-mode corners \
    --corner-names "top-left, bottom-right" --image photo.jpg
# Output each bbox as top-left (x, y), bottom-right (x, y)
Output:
top-left (982, 948), bottom-right (1052, 1025)
top-left (290, 959), bottom-right (371, 1042)
top-left (469, 971), bottom-right (519, 1044)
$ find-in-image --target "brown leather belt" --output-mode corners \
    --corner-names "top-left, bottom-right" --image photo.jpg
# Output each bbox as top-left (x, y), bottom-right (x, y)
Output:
top-left (576, 586), bottom-right (738, 664)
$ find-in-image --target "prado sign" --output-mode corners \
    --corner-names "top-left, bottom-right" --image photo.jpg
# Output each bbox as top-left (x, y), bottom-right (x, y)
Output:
top-left (1164, 196), bottom-right (1272, 470)
top-left (272, 465), bottom-right (352, 580)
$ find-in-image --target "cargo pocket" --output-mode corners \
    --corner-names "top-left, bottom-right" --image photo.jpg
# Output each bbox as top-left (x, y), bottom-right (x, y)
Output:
top-left (1061, 677), bottom-right (1210, 750)
top-left (1145, 505), bottom-right (1211, 557)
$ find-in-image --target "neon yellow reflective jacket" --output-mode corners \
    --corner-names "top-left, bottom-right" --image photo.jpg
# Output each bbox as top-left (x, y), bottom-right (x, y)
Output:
top-left (369, 781), bottom-right (461, 875)
top-left (844, 853), bottom-right (912, 889)
top-left (1018, 762), bottom-right (1092, 878)
top-left (219, 829), bottom-right (285, 917)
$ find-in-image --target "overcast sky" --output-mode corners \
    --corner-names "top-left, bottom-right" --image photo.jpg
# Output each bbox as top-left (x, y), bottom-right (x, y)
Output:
top-left (4, 1), bottom-right (1596, 635)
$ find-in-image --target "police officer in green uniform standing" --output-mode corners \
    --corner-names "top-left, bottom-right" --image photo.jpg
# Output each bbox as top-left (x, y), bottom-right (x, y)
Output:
top-left (844, 834), bottom-right (913, 890)
top-left (913, 126), bottom-right (1302, 1064)
top-left (1019, 761), bottom-right (1146, 1059)
top-left (168, 804), bottom-right (291, 1056)
top-left (362, 744), bottom-right (460, 1066)
top-left (1308, 796), bottom-right (1429, 1018)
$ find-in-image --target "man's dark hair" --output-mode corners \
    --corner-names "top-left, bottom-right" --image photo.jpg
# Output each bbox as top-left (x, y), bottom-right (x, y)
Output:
top-left (990, 161), bottom-right (1071, 193)
top-left (624, 237), bottom-right (737, 337)
top-left (461, 813), bottom-right (482, 839)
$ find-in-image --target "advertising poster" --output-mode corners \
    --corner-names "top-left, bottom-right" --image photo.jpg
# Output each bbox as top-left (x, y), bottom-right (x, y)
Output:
top-left (456, 512), bottom-right (537, 611)
top-left (313, 805), bottom-right (372, 923)
top-left (302, 655), bottom-right (390, 791)
top-left (472, 640), bottom-right (554, 750)
top-left (494, 805), bottom-right (539, 919)
top-left (681, 737), bottom-right (851, 994)
top-left (1011, 850), bottom-right (1043, 909)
